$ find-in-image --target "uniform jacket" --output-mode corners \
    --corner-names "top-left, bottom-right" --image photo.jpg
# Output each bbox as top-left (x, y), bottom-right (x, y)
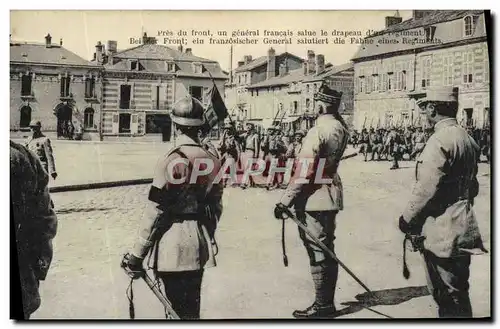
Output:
top-left (132, 134), bottom-right (224, 272)
top-left (243, 131), bottom-right (259, 157)
top-left (25, 134), bottom-right (56, 175)
top-left (280, 114), bottom-right (349, 211)
top-left (10, 141), bottom-right (58, 316)
top-left (402, 118), bottom-right (486, 258)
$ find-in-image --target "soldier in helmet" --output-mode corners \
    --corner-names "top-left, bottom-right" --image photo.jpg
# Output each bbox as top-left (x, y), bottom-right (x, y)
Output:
top-left (285, 130), bottom-right (305, 160)
top-left (274, 83), bottom-right (349, 318)
top-left (25, 121), bottom-right (57, 180)
top-left (123, 96), bottom-right (223, 319)
top-left (401, 87), bottom-right (486, 318)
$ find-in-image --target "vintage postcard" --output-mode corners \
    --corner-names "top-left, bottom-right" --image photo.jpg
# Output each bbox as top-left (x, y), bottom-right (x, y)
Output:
top-left (9, 10), bottom-right (491, 320)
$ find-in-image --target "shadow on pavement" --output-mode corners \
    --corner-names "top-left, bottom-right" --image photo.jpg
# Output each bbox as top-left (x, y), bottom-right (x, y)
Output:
top-left (56, 207), bottom-right (113, 214)
top-left (335, 285), bottom-right (430, 318)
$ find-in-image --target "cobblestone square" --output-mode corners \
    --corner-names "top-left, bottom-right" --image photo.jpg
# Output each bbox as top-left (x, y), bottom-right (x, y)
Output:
top-left (30, 142), bottom-right (491, 319)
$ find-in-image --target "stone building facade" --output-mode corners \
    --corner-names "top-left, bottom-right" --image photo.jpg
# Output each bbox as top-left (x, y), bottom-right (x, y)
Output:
top-left (97, 34), bottom-right (227, 140)
top-left (10, 34), bottom-right (102, 139)
top-left (351, 10), bottom-right (490, 130)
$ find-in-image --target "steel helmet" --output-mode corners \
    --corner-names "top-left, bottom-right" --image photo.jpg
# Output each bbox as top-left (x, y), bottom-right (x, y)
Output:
top-left (171, 96), bottom-right (205, 127)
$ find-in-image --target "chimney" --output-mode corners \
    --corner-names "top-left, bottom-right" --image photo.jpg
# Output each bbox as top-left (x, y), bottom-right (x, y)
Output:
top-left (412, 10), bottom-right (434, 20)
top-left (243, 55), bottom-right (253, 64)
top-left (302, 62), bottom-right (308, 75)
top-left (185, 48), bottom-right (192, 56)
top-left (316, 54), bottom-right (325, 74)
top-left (45, 33), bottom-right (52, 48)
top-left (95, 41), bottom-right (104, 63)
top-left (266, 47), bottom-right (276, 80)
top-left (237, 61), bottom-right (245, 67)
top-left (59, 38), bottom-right (63, 46)
top-left (178, 44), bottom-right (183, 52)
top-left (106, 40), bottom-right (117, 65)
top-left (385, 16), bottom-right (403, 28)
top-left (307, 50), bottom-right (315, 75)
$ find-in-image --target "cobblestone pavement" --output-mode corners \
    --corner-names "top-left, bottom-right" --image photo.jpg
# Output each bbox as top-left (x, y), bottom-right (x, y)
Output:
top-left (32, 155), bottom-right (491, 319)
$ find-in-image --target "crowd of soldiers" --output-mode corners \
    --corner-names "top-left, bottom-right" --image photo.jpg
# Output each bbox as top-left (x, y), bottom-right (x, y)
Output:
top-left (349, 124), bottom-right (490, 169)
top-left (218, 118), bottom-right (305, 190)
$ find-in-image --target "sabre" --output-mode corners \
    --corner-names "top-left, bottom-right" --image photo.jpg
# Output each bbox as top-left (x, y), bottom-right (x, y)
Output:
top-left (120, 253), bottom-right (180, 320)
top-left (279, 208), bottom-right (393, 319)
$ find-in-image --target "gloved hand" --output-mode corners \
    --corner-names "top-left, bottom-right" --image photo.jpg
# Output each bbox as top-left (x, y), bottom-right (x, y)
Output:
top-left (274, 203), bottom-right (290, 220)
top-left (398, 215), bottom-right (420, 235)
top-left (407, 234), bottom-right (426, 252)
top-left (121, 253), bottom-right (144, 280)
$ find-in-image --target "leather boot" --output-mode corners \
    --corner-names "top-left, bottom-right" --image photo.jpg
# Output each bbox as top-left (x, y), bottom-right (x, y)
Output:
top-left (292, 302), bottom-right (336, 319)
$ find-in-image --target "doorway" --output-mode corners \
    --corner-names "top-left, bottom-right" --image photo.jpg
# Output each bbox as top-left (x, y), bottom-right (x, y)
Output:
top-left (463, 108), bottom-right (473, 127)
top-left (119, 113), bottom-right (131, 133)
top-left (20, 105), bottom-right (32, 128)
top-left (56, 104), bottom-right (73, 138)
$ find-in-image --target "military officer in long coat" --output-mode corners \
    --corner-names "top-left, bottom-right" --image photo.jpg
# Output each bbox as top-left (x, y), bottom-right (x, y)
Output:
top-left (400, 87), bottom-right (487, 318)
top-left (274, 84), bottom-right (349, 318)
top-left (25, 121), bottom-right (57, 180)
top-left (124, 96), bottom-right (224, 319)
top-left (11, 141), bottom-right (58, 319)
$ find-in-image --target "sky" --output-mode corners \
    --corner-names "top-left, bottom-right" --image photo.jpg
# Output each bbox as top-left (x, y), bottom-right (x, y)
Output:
top-left (10, 10), bottom-right (413, 71)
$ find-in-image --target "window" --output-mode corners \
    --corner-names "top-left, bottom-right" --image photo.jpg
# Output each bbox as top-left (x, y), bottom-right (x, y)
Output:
top-left (305, 98), bottom-right (310, 109)
top-left (314, 84), bottom-right (318, 93)
top-left (421, 56), bottom-right (432, 89)
top-left (238, 75), bottom-right (241, 85)
top-left (21, 73), bottom-right (32, 96)
top-left (463, 52), bottom-right (474, 84)
top-left (153, 85), bottom-right (160, 109)
top-left (463, 108), bottom-right (473, 126)
top-left (20, 105), bottom-right (31, 128)
top-left (60, 75), bottom-right (71, 97)
top-left (166, 62), bottom-right (176, 72)
top-left (372, 75), bottom-right (379, 92)
top-left (366, 76), bottom-right (372, 93)
top-left (85, 76), bottom-right (96, 98)
top-left (189, 86), bottom-right (203, 101)
top-left (193, 63), bottom-right (203, 74)
top-left (381, 74), bottom-right (387, 92)
top-left (293, 101), bottom-right (298, 114)
top-left (464, 15), bottom-right (479, 37)
top-left (424, 26), bottom-right (436, 42)
top-left (247, 74), bottom-right (251, 84)
top-left (306, 85), bottom-right (310, 93)
top-left (84, 108), bottom-right (94, 128)
top-left (443, 55), bottom-right (454, 86)
top-left (119, 84), bottom-right (132, 109)
top-left (359, 77), bottom-right (365, 93)
top-left (396, 71), bottom-right (407, 91)
top-left (387, 73), bottom-right (393, 91)
top-left (130, 60), bottom-right (144, 71)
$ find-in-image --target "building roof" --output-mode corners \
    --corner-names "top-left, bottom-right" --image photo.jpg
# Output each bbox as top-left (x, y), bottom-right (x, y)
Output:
top-left (372, 10), bottom-right (484, 37)
top-left (112, 44), bottom-right (215, 62)
top-left (302, 62), bottom-right (354, 82)
top-left (352, 10), bottom-right (485, 61)
top-left (10, 42), bottom-right (97, 67)
top-left (104, 44), bottom-right (227, 79)
top-left (234, 52), bottom-right (304, 73)
top-left (247, 68), bottom-right (305, 89)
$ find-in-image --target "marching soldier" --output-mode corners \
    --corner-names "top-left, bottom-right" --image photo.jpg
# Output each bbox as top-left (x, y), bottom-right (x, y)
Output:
top-left (370, 129), bottom-right (383, 161)
top-left (274, 84), bottom-right (349, 318)
top-left (285, 130), bottom-right (305, 160)
top-left (351, 129), bottom-right (359, 149)
top-left (359, 128), bottom-right (370, 162)
top-left (239, 122), bottom-right (259, 189)
top-left (480, 127), bottom-right (490, 163)
top-left (400, 87), bottom-right (486, 318)
top-left (11, 141), bottom-right (58, 319)
top-left (25, 121), bottom-right (57, 180)
top-left (410, 127), bottom-right (426, 160)
top-left (123, 96), bottom-right (224, 319)
top-left (386, 127), bottom-right (402, 170)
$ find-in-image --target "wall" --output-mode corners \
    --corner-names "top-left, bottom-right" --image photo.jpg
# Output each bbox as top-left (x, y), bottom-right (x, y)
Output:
top-left (10, 64), bottom-right (102, 133)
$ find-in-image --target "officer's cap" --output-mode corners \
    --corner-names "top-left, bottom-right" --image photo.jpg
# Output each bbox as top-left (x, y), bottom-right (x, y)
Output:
top-left (29, 120), bottom-right (41, 128)
top-left (409, 87), bottom-right (459, 108)
top-left (314, 83), bottom-right (342, 108)
top-left (171, 96), bottom-right (205, 127)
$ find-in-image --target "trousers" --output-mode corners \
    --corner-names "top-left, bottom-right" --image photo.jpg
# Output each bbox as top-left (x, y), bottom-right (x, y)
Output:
top-left (297, 211), bottom-right (339, 306)
top-left (158, 270), bottom-right (204, 319)
top-left (423, 251), bottom-right (472, 318)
